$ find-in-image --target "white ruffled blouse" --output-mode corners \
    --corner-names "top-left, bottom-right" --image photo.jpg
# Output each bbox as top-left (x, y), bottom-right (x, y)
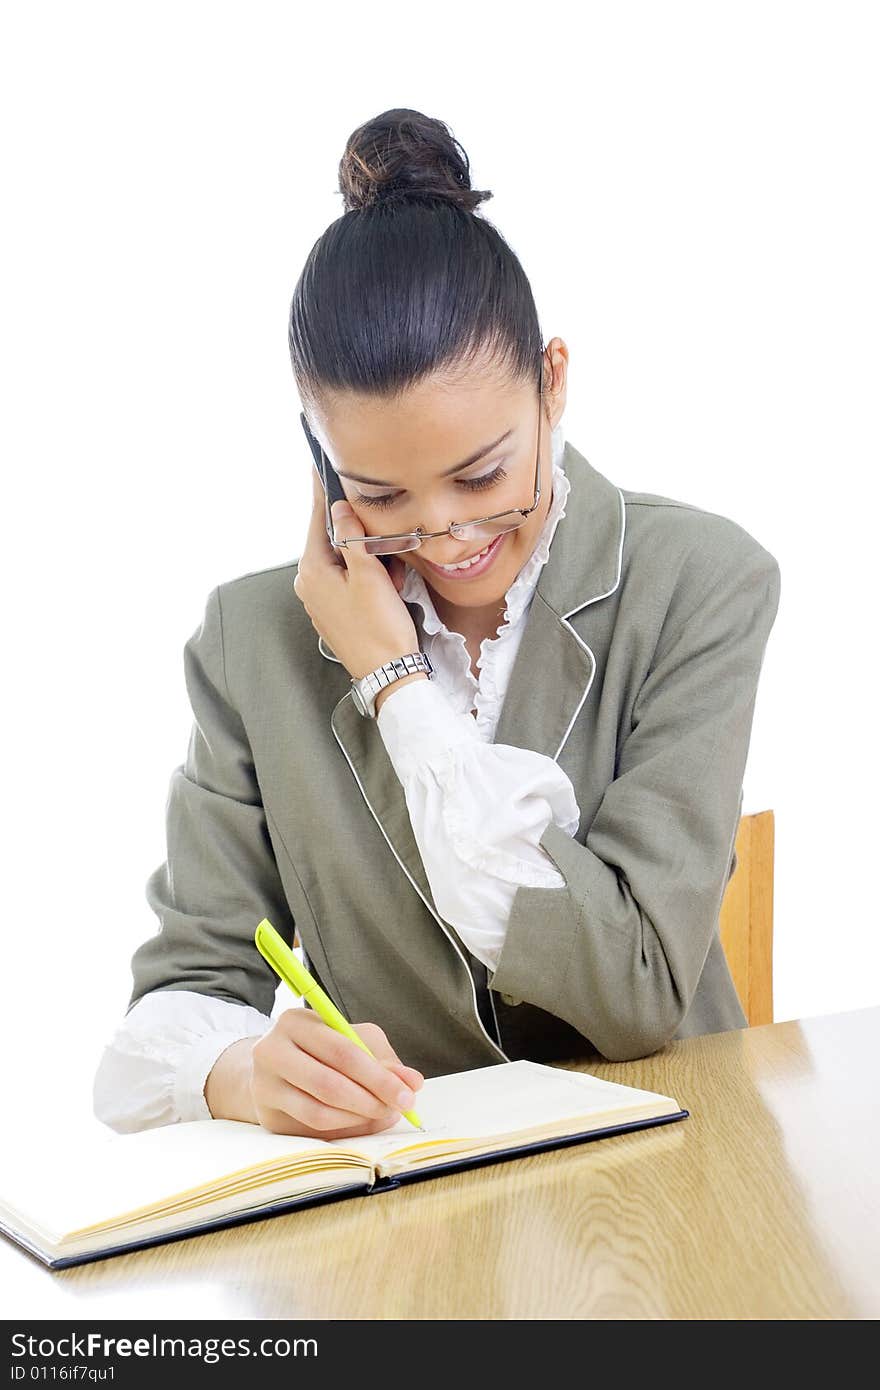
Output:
top-left (93, 424), bottom-right (582, 1132)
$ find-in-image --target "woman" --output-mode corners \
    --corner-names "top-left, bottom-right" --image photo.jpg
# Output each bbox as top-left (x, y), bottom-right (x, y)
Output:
top-left (93, 108), bottom-right (781, 1141)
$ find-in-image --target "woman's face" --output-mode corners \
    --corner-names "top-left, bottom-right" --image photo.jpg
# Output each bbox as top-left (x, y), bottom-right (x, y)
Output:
top-left (309, 350), bottom-right (564, 615)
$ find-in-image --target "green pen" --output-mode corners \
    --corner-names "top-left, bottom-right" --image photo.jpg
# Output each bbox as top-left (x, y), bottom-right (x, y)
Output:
top-left (254, 917), bottom-right (424, 1131)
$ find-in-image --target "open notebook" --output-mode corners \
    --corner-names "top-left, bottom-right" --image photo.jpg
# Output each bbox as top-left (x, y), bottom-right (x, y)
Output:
top-left (0, 1060), bottom-right (687, 1269)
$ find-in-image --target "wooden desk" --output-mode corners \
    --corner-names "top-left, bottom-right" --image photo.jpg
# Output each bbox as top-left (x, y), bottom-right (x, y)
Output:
top-left (3, 1006), bottom-right (879, 1319)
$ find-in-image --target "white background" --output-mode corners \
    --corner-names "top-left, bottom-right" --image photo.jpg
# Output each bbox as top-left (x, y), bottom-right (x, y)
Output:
top-left (1, 0), bottom-right (877, 1237)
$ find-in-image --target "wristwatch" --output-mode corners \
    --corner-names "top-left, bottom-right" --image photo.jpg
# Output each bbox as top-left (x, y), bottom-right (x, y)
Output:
top-left (350, 651), bottom-right (435, 718)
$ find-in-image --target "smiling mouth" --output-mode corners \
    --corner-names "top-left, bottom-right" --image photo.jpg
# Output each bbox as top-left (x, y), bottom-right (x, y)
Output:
top-left (422, 535), bottom-right (505, 573)
top-left (438, 542), bottom-right (494, 569)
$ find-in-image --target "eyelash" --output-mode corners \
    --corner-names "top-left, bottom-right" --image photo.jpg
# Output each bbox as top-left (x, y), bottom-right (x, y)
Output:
top-left (355, 464), bottom-right (509, 510)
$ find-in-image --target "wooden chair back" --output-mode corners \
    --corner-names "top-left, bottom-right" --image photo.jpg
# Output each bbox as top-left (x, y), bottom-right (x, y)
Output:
top-left (719, 809), bottom-right (775, 1026)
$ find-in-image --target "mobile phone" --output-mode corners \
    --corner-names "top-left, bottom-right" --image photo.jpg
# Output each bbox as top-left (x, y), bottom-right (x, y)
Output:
top-left (299, 411), bottom-right (392, 571)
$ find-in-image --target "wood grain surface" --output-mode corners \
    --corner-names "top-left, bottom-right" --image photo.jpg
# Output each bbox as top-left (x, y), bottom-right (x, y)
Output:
top-left (3, 1006), bottom-right (878, 1319)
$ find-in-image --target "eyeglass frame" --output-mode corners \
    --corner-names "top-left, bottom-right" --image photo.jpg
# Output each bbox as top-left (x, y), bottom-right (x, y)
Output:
top-left (298, 348), bottom-right (546, 556)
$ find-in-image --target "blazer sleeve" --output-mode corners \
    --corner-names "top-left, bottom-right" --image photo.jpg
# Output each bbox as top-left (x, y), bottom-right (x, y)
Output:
top-left (487, 539), bottom-right (782, 1061)
top-left (127, 585), bottom-right (296, 1018)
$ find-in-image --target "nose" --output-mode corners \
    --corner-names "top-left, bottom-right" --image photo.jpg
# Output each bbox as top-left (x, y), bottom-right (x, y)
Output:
top-left (417, 528), bottom-right (474, 565)
top-left (407, 513), bottom-right (459, 564)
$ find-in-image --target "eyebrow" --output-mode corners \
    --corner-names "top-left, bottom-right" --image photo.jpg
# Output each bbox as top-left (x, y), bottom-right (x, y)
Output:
top-left (332, 428), bottom-right (515, 487)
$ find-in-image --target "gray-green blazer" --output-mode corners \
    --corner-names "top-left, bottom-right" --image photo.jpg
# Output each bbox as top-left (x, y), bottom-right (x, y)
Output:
top-left (128, 441), bottom-right (781, 1072)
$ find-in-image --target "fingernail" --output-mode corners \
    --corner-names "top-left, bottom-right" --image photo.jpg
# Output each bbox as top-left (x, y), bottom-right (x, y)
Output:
top-left (395, 1088), bottom-right (414, 1109)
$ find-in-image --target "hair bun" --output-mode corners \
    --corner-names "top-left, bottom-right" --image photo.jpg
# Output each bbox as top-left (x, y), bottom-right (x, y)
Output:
top-left (338, 108), bottom-right (491, 214)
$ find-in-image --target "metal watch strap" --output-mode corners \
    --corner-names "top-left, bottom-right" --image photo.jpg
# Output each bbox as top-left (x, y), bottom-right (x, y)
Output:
top-left (350, 650), bottom-right (434, 718)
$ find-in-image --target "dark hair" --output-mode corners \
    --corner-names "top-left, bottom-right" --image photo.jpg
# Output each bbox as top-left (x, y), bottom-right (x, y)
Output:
top-left (288, 108), bottom-right (545, 418)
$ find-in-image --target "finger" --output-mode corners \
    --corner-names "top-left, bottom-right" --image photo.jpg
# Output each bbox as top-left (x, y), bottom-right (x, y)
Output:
top-left (386, 1061), bottom-right (422, 1095)
top-left (263, 1076), bottom-right (400, 1132)
top-left (386, 553), bottom-right (408, 595)
top-left (387, 1062), bottom-right (425, 1090)
top-left (277, 1046), bottom-right (407, 1122)
top-left (354, 1021), bottom-right (404, 1066)
top-left (328, 498), bottom-right (372, 572)
top-left (358, 1039), bottom-right (422, 1100)
top-left (309, 450), bottom-right (328, 510)
top-left (310, 458), bottom-right (323, 502)
top-left (361, 1040), bottom-right (424, 1094)
top-left (295, 1022), bottom-right (419, 1112)
top-left (300, 459), bottom-right (349, 577)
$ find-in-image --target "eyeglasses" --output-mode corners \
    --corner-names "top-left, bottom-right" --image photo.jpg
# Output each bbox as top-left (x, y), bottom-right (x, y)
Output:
top-left (299, 350), bottom-right (546, 557)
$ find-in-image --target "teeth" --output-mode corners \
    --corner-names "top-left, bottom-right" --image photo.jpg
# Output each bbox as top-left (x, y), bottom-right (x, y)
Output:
top-left (437, 540), bottom-right (495, 572)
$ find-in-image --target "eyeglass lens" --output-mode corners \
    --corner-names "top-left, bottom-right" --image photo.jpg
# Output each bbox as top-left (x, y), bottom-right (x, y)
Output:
top-left (359, 512), bottom-right (528, 557)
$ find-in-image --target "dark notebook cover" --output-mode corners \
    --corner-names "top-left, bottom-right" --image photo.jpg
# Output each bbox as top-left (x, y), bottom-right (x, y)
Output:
top-left (1, 1108), bottom-right (688, 1270)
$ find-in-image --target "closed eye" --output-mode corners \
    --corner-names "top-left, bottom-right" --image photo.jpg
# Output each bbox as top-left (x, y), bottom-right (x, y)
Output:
top-left (355, 464), bottom-right (509, 510)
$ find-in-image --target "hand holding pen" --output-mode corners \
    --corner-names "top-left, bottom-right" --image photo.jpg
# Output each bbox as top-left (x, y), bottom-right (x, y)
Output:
top-left (249, 918), bottom-right (425, 1137)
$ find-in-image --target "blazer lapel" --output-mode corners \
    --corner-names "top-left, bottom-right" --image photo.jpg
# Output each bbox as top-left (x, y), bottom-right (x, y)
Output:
top-left (491, 594), bottom-right (594, 760)
top-left (321, 440), bottom-right (626, 922)
top-left (494, 441), bottom-right (626, 759)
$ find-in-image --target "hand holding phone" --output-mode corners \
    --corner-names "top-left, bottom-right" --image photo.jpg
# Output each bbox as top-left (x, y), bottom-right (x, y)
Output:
top-left (294, 420), bottom-right (420, 680)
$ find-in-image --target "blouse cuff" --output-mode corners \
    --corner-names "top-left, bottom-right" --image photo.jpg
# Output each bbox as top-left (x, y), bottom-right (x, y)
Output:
top-left (173, 1029), bottom-right (263, 1123)
top-left (95, 991), bottom-right (274, 1131)
top-left (376, 668), bottom-right (581, 889)
top-left (376, 675), bottom-right (480, 779)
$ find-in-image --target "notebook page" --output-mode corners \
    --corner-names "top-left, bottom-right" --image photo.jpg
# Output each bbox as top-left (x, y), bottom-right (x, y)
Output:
top-left (0, 1118), bottom-right (350, 1240)
top-left (336, 1060), bottom-right (680, 1163)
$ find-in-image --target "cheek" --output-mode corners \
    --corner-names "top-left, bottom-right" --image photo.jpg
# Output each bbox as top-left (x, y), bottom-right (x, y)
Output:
top-left (510, 509), bottom-right (546, 561)
top-left (492, 527), bottom-right (534, 583)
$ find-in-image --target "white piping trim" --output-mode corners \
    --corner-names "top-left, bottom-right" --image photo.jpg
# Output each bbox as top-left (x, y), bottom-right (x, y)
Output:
top-left (331, 700), bottom-right (509, 1062)
top-left (321, 485), bottom-right (626, 1051)
top-left (551, 487), bottom-right (627, 764)
top-left (318, 635), bottom-right (343, 665)
top-left (488, 982), bottom-right (503, 1043)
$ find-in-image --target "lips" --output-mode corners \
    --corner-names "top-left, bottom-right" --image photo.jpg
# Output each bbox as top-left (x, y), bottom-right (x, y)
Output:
top-left (420, 531), bottom-right (507, 581)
